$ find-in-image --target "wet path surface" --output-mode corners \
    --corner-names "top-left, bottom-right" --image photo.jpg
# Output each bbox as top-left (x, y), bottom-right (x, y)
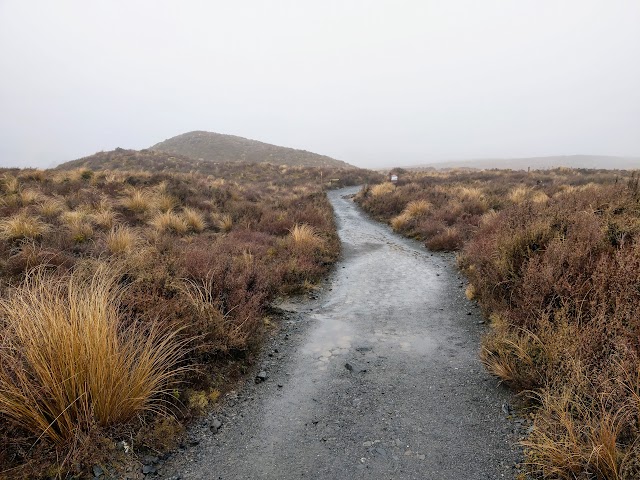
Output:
top-left (159, 187), bottom-right (522, 479)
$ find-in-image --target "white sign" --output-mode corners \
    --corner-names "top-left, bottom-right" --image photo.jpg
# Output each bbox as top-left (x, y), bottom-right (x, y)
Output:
top-left (390, 175), bottom-right (398, 182)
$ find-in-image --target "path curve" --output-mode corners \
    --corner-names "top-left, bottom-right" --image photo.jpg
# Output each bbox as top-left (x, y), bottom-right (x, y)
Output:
top-left (159, 187), bottom-right (522, 479)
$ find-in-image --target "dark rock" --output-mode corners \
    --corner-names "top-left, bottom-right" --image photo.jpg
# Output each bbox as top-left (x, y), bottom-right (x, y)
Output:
top-left (344, 363), bottom-right (353, 371)
top-left (92, 465), bottom-right (104, 477)
top-left (142, 464), bottom-right (157, 475)
top-left (255, 371), bottom-right (268, 383)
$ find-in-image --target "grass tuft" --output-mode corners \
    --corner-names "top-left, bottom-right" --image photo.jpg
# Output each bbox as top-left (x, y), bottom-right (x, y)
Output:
top-left (105, 226), bottom-right (138, 255)
top-left (0, 212), bottom-right (50, 241)
top-left (0, 265), bottom-right (187, 445)
top-left (182, 207), bottom-right (206, 233)
top-left (150, 211), bottom-right (188, 234)
top-left (289, 223), bottom-right (322, 247)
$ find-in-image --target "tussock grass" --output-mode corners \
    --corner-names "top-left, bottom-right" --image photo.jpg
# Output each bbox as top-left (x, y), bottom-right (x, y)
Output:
top-left (289, 223), bottom-right (322, 247)
top-left (150, 211), bottom-right (188, 234)
top-left (105, 226), bottom-right (138, 255)
top-left (216, 213), bottom-right (233, 233)
top-left (92, 209), bottom-right (117, 229)
top-left (38, 197), bottom-right (66, 218)
top-left (404, 199), bottom-right (431, 217)
top-left (19, 188), bottom-right (44, 205)
top-left (61, 210), bottom-right (94, 243)
top-left (180, 276), bottom-right (248, 353)
top-left (182, 207), bottom-right (206, 233)
top-left (508, 186), bottom-right (530, 203)
top-left (121, 189), bottom-right (152, 213)
top-left (370, 182), bottom-right (395, 196)
top-left (390, 212), bottom-right (412, 231)
top-left (0, 212), bottom-right (50, 241)
top-left (0, 265), bottom-right (187, 446)
top-left (156, 193), bottom-right (178, 212)
top-left (2, 174), bottom-right (20, 194)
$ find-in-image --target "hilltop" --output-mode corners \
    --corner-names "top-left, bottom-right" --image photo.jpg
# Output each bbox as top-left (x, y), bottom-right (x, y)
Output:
top-left (150, 131), bottom-right (354, 168)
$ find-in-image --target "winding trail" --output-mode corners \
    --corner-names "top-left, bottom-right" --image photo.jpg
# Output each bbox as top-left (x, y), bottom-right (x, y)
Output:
top-left (159, 187), bottom-right (522, 479)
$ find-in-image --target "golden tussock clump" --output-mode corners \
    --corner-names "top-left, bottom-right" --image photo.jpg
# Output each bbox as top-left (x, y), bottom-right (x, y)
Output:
top-left (61, 210), bottom-right (94, 243)
top-left (149, 210), bottom-right (188, 235)
top-left (0, 212), bottom-right (50, 241)
top-left (121, 188), bottom-right (152, 214)
top-left (391, 199), bottom-right (433, 231)
top-left (0, 265), bottom-right (187, 445)
top-left (92, 209), bottom-right (118, 230)
top-left (370, 182), bottom-right (396, 197)
top-left (182, 207), bottom-right (206, 233)
top-left (455, 186), bottom-right (485, 201)
top-left (289, 223), bottom-right (322, 247)
top-left (390, 212), bottom-right (412, 231)
top-left (404, 199), bottom-right (432, 217)
top-left (156, 193), bottom-right (179, 212)
top-left (2, 174), bottom-right (20, 194)
top-left (508, 186), bottom-right (530, 204)
top-left (105, 225), bottom-right (139, 255)
top-left (18, 188), bottom-right (44, 205)
top-left (215, 213), bottom-right (233, 233)
top-left (38, 197), bottom-right (67, 218)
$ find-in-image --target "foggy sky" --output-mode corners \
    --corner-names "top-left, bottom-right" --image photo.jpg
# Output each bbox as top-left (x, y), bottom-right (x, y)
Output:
top-left (1, 1), bottom-right (639, 169)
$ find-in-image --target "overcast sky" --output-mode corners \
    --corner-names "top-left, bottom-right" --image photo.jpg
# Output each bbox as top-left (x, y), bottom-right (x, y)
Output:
top-left (1, 1), bottom-right (639, 169)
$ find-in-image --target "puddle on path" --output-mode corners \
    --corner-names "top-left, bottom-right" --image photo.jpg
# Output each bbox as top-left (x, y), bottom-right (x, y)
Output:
top-left (302, 314), bottom-right (354, 371)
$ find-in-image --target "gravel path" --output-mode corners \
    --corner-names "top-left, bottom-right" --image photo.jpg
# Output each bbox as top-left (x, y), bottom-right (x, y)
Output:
top-left (156, 187), bottom-right (524, 480)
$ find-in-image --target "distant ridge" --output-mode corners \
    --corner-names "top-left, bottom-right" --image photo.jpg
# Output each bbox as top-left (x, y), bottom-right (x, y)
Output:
top-left (404, 155), bottom-right (640, 171)
top-left (150, 131), bottom-right (354, 169)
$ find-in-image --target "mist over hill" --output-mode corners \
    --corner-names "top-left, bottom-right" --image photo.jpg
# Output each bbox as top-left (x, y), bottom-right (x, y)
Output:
top-left (404, 155), bottom-right (639, 171)
top-left (150, 131), bottom-right (354, 169)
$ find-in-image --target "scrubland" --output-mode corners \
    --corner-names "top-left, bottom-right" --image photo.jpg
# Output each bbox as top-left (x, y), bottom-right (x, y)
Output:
top-left (356, 168), bottom-right (640, 479)
top-left (0, 164), bottom-right (380, 477)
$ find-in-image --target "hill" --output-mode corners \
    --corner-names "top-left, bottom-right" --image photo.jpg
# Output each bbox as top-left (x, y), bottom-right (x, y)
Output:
top-left (55, 147), bottom-right (382, 189)
top-left (404, 155), bottom-right (639, 171)
top-left (150, 131), bottom-right (354, 168)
